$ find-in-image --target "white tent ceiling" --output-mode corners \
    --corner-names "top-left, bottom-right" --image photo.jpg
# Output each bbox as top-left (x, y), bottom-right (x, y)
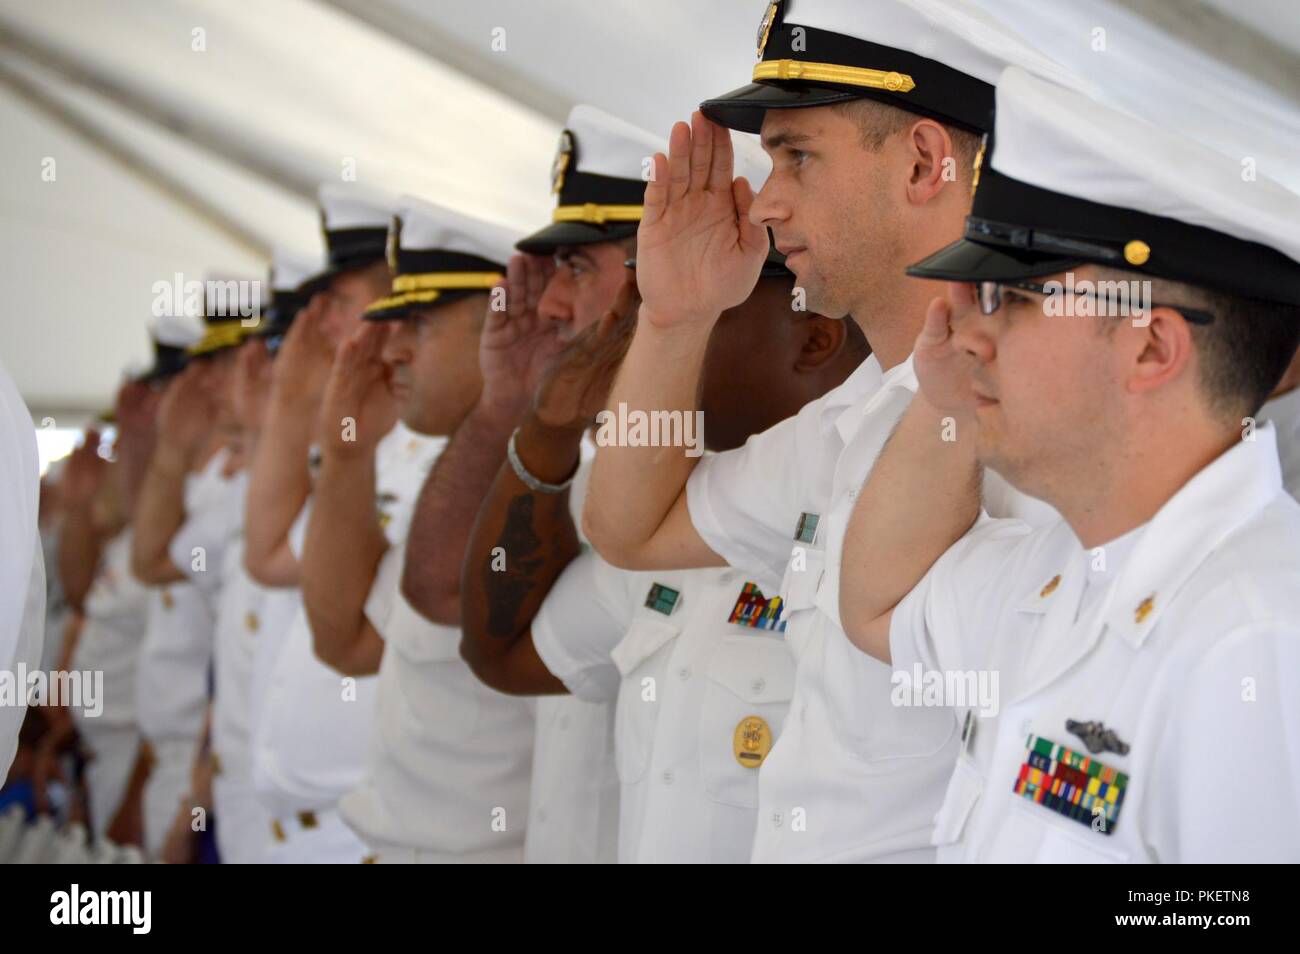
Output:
top-left (2, 0), bottom-right (1297, 422)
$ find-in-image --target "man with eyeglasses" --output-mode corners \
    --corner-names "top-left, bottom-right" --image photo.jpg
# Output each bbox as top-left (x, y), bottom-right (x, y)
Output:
top-left (838, 68), bottom-right (1300, 862)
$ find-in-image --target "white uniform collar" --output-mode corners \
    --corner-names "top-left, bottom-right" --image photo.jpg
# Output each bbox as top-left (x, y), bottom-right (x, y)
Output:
top-left (1092, 426), bottom-right (1282, 650)
top-left (823, 353), bottom-right (917, 445)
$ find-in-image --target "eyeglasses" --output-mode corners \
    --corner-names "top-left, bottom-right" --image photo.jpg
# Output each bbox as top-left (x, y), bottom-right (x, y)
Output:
top-left (975, 280), bottom-right (1216, 325)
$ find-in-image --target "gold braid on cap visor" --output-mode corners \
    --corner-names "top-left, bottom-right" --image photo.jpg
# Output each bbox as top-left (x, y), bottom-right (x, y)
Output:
top-left (551, 203), bottom-right (643, 224)
top-left (753, 59), bottom-right (915, 93)
top-left (364, 270), bottom-right (503, 313)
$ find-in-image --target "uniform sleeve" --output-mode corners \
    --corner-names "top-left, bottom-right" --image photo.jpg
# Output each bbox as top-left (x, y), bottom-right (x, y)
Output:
top-left (686, 413), bottom-right (805, 585)
top-left (365, 543), bottom-right (462, 661)
top-left (1147, 622), bottom-right (1300, 862)
top-left (168, 475), bottom-right (245, 599)
top-left (531, 549), bottom-right (630, 704)
top-left (890, 515), bottom-right (1034, 676)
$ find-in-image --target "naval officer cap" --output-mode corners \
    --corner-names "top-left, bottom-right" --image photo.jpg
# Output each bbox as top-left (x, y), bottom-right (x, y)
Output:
top-left (258, 245), bottom-right (329, 340)
top-left (908, 67), bottom-right (1300, 307)
top-left (516, 105), bottom-right (667, 255)
top-left (701, 0), bottom-right (1078, 135)
top-left (134, 336), bottom-right (189, 384)
top-left (364, 196), bottom-right (517, 321)
top-left (188, 275), bottom-right (261, 357)
top-left (318, 182), bottom-right (399, 279)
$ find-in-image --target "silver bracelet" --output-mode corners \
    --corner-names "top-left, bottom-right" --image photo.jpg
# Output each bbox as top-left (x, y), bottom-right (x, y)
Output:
top-left (507, 427), bottom-right (576, 494)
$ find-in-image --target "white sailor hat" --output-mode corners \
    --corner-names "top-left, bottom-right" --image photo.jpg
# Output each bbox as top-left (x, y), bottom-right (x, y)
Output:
top-left (364, 196), bottom-right (517, 321)
top-left (702, 0), bottom-right (1078, 135)
top-left (135, 320), bottom-right (193, 383)
top-left (188, 274), bottom-right (262, 357)
top-left (516, 105), bottom-right (664, 254)
top-left (908, 67), bottom-right (1300, 307)
top-left (259, 245), bottom-right (329, 337)
top-left (318, 182), bottom-right (400, 277)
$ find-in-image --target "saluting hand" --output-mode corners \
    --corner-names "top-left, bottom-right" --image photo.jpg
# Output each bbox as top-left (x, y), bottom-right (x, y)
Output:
top-left (913, 296), bottom-right (980, 418)
top-left (478, 253), bottom-right (562, 420)
top-left (318, 322), bottom-right (399, 458)
top-left (156, 363), bottom-right (216, 461)
top-left (636, 111), bottom-right (769, 327)
top-left (532, 270), bottom-right (639, 433)
top-left (232, 336), bottom-right (274, 435)
top-left (270, 296), bottom-right (337, 406)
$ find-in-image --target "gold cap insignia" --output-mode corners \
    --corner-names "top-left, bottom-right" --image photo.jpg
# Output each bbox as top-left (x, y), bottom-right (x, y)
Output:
top-left (1135, 593), bottom-right (1155, 624)
top-left (756, 2), bottom-right (779, 60)
top-left (734, 715), bottom-right (773, 768)
top-left (971, 135), bottom-right (987, 198)
top-left (1039, 574), bottom-right (1061, 598)
top-left (1124, 239), bottom-right (1151, 266)
top-left (551, 130), bottom-right (574, 196)
top-left (386, 215), bottom-right (402, 275)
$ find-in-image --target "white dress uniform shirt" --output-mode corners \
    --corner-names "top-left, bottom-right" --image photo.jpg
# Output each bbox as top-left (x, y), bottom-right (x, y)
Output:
top-left (254, 423), bottom-right (440, 862)
top-left (686, 353), bottom-right (1054, 862)
top-left (0, 357), bottom-right (43, 779)
top-left (70, 530), bottom-right (149, 840)
top-left (1260, 385), bottom-right (1300, 499)
top-left (339, 541), bottom-right (535, 863)
top-left (210, 538), bottom-right (274, 863)
top-left (533, 548), bottom-right (794, 863)
top-left (891, 427), bottom-right (1300, 862)
top-left (135, 447), bottom-right (240, 855)
top-left (521, 459), bottom-right (621, 864)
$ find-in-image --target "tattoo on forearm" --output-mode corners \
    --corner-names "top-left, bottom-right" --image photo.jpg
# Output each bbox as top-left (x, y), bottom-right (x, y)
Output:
top-left (484, 495), bottom-right (545, 638)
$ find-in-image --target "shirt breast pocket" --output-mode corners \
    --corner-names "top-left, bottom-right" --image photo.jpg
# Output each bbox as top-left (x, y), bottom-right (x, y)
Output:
top-left (610, 617), bottom-right (679, 785)
top-left (931, 752), bottom-right (984, 849)
top-left (699, 635), bottom-right (795, 809)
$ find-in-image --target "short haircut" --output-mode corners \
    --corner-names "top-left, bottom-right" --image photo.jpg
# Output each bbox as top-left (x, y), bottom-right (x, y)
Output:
top-left (831, 98), bottom-right (981, 179)
top-left (1101, 267), bottom-right (1300, 421)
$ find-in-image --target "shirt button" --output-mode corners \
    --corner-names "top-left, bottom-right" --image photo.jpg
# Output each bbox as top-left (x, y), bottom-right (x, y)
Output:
top-left (559, 715), bottom-right (570, 731)
top-left (678, 667), bottom-right (691, 681)
top-left (772, 811), bottom-right (783, 829)
top-left (662, 771), bottom-right (674, 786)
top-left (801, 703), bottom-right (809, 722)
top-left (1019, 720), bottom-right (1032, 735)
top-left (752, 677), bottom-right (767, 694)
top-left (848, 488), bottom-right (858, 499)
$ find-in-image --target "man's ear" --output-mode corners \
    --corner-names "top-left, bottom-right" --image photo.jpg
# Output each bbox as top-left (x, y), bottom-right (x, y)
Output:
top-left (1126, 306), bottom-right (1196, 397)
top-left (793, 315), bottom-right (848, 373)
top-left (905, 120), bottom-right (956, 207)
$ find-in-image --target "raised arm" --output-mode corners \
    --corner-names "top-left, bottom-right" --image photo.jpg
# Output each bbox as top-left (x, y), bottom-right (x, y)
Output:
top-left (244, 300), bottom-right (335, 586)
top-left (839, 296), bottom-right (983, 661)
top-left (56, 432), bottom-right (110, 613)
top-left (130, 365), bottom-right (215, 585)
top-left (301, 323), bottom-right (397, 677)
top-left (401, 255), bottom-right (559, 626)
top-left (460, 285), bottom-right (636, 693)
top-left (583, 112), bottom-right (766, 570)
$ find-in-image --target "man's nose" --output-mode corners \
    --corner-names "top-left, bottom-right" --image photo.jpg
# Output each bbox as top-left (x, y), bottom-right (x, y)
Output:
top-left (537, 271), bottom-right (573, 326)
top-left (747, 178), bottom-right (787, 228)
top-left (947, 283), bottom-right (996, 363)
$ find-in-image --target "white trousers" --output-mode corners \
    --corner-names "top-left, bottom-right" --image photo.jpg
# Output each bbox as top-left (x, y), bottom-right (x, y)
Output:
top-left (80, 723), bottom-right (140, 843)
top-left (142, 736), bottom-right (200, 858)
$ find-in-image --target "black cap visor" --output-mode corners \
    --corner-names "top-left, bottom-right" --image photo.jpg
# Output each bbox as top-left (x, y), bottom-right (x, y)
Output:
top-left (907, 237), bottom-right (1083, 284)
top-left (515, 220), bottom-right (640, 256)
top-left (700, 81), bottom-right (861, 134)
